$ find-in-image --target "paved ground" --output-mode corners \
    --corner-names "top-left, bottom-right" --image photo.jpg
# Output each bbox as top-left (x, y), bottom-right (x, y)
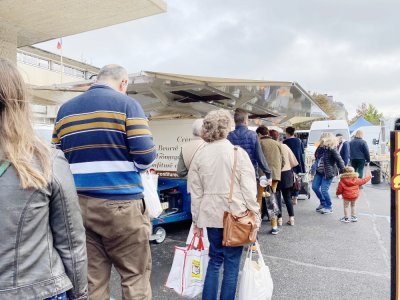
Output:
top-left (109, 181), bottom-right (391, 299)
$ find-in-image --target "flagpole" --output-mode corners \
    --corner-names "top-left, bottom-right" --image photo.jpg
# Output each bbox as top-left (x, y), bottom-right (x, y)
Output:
top-left (59, 38), bottom-right (63, 84)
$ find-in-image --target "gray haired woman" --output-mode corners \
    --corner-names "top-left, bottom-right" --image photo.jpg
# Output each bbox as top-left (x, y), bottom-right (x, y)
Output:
top-left (190, 109), bottom-right (260, 300)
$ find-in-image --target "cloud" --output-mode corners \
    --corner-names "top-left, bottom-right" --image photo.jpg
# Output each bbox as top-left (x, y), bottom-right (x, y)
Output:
top-left (36, 0), bottom-right (400, 118)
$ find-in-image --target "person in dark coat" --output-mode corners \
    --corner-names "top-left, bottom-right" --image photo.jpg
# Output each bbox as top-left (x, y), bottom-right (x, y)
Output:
top-left (227, 109), bottom-right (271, 180)
top-left (350, 130), bottom-right (370, 178)
top-left (312, 133), bottom-right (345, 214)
top-left (336, 133), bottom-right (350, 166)
top-left (283, 126), bottom-right (305, 204)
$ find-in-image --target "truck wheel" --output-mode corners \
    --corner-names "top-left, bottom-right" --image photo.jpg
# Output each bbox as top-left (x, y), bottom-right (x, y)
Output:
top-left (153, 226), bottom-right (166, 244)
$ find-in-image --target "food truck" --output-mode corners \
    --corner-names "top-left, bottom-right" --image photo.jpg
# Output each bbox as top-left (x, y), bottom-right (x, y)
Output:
top-left (31, 71), bottom-right (327, 243)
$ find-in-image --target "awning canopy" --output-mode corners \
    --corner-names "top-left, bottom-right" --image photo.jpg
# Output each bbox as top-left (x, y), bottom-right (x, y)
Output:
top-left (349, 116), bottom-right (374, 134)
top-left (0, 0), bottom-right (166, 47)
top-left (30, 71), bottom-right (327, 124)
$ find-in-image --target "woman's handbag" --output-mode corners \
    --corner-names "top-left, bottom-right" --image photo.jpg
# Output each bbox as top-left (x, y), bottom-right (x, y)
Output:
top-left (238, 242), bottom-right (273, 300)
top-left (293, 173), bottom-right (301, 191)
top-left (222, 147), bottom-right (257, 247)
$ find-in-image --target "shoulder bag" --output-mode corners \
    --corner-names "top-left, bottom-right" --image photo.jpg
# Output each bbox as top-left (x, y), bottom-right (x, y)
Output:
top-left (222, 147), bottom-right (257, 247)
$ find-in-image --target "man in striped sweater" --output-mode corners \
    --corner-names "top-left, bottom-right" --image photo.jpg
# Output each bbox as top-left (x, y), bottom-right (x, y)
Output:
top-left (53, 64), bottom-right (156, 300)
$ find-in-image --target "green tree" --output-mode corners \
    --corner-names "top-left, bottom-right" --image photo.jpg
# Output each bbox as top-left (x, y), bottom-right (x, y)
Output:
top-left (350, 103), bottom-right (383, 125)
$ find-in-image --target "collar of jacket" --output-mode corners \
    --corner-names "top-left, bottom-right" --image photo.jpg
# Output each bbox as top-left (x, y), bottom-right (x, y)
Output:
top-left (89, 83), bottom-right (115, 92)
top-left (259, 135), bottom-right (271, 140)
top-left (235, 124), bottom-right (248, 130)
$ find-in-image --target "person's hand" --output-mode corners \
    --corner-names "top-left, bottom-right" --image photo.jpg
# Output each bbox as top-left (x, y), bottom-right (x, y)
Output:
top-left (267, 178), bottom-right (273, 186)
top-left (193, 224), bottom-right (203, 237)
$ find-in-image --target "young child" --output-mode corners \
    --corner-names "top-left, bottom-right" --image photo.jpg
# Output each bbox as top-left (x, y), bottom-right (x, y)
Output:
top-left (336, 166), bottom-right (372, 223)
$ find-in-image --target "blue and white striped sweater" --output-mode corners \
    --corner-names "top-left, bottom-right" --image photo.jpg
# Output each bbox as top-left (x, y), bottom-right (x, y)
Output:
top-left (53, 84), bottom-right (156, 200)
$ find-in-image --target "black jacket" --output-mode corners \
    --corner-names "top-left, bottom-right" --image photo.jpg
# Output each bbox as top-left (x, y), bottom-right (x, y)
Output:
top-left (315, 147), bottom-right (345, 179)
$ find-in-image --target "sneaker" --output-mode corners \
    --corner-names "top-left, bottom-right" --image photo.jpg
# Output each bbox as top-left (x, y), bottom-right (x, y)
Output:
top-left (271, 228), bottom-right (279, 235)
top-left (320, 208), bottom-right (333, 214)
top-left (351, 216), bottom-right (358, 222)
top-left (339, 217), bottom-right (350, 223)
top-left (315, 205), bottom-right (324, 212)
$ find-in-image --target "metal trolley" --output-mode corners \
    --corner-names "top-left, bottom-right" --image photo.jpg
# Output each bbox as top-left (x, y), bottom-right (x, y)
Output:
top-left (149, 178), bottom-right (192, 244)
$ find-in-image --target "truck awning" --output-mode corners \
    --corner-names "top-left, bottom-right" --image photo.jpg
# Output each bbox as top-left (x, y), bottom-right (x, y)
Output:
top-left (30, 71), bottom-right (327, 125)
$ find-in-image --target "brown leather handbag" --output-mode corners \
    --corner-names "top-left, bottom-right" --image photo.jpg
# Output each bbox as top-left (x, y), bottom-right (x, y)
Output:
top-left (222, 147), bottom-right (258, 247)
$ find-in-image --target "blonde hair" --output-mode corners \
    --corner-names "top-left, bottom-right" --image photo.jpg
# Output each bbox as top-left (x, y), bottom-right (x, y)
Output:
top-left (201, 110), bottom-right (232, 142)
top-left (319, 132), bottom-right (337, 149)
top-left (354, 130), bottom-right (364, 139)
top-left (0, 58), bottom-right (51, 189)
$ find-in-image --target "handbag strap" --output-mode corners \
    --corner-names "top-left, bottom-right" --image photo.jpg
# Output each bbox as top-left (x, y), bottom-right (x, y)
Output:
top-left (187, 141), bottom-right (206, 169)
top-left (0, 160), bottom-right (10, 177)
top-left (228, 147), bottom-right (238, 207)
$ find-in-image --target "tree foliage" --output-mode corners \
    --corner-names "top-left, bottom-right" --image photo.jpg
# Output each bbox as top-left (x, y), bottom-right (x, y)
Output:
top-left (350, 103), bottom-right (383, 125)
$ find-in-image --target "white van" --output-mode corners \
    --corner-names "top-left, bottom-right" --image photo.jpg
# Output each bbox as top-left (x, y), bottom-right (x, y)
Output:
top-left (307, 120), bottom-right (350, 154)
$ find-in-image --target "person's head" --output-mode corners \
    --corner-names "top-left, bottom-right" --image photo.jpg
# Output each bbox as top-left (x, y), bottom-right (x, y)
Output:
top-left (192, 118), bottom-right (204, 137)
top-left (340, 166), bottom-right (358, 179)
top-left (201, 109), bottom-right (232, 142)
top-left (285, 126), bottom-right (295, 138)
top-left (336, 133), bottom-right (343, 143)
top-left (233, 109), bottom-right (248, 126)
top-left (354, 130), bottom-right (364, 139)
top-left (269, 129), bottom-right (280, 141)
top-left (320, 132), bottom-right (337, 149)
top-left (96, 64), bottom-right (129, 94)
top-left (0, 58), bottom-right (50, 189)
top-left (255, 125), bottom-right (269, 137)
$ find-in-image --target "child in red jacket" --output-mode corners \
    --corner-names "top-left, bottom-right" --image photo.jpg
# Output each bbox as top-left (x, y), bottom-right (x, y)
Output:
top-left (336, 166), bottom-right (372, 223)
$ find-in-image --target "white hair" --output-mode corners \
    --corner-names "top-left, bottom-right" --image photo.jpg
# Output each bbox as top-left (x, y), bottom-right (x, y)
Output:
top-left (192, 119), bottom-right (204, 137)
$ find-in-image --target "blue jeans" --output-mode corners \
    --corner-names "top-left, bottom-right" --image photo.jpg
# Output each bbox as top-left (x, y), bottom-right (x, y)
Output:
top-left (312, 173), bottom-right (333, 209)
top-left (202, 228), bottom-right (243, 300)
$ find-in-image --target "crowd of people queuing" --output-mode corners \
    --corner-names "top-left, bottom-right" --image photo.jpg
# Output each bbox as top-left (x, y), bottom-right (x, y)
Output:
top-left (0, 58), bottom-right (372, 300)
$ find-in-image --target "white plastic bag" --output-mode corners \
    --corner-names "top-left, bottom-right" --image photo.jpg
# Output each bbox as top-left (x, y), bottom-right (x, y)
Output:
top-left (238, 242), bottom-right (273, 300)
top-left (140, 171), bottom-right (162, 219)
top-left (186, 223), bottom-right (210, 249)
top-left (165, 235), bottom-right (209, 298)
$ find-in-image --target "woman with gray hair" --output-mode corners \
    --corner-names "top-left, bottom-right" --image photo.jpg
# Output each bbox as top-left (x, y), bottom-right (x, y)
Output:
top-left (177, 118), bottom-right (205, 179)
top-left (190, 110), bottom-right (260, 300)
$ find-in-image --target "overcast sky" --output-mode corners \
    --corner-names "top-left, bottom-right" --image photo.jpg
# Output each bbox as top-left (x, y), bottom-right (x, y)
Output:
top-left (36, 0), bottom-right (399, 118)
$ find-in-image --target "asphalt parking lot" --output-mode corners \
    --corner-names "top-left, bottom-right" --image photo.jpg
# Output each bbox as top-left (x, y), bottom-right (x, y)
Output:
top-left (110, 181), bottom-right (391, 299)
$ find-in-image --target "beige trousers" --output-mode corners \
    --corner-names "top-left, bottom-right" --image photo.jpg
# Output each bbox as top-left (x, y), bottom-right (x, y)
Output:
top-left (79, 195), bottom-right (152, 300)
top-left (343, 200), bottom-right (357, 218)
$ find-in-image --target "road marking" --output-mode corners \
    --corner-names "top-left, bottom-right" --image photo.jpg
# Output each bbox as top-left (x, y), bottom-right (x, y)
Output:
top-left (266, 255), bottom-right (390, 279)
top-left (362, 190), bottom-right (391, 271)
top-left (358, 212), bottom-right (390, 223)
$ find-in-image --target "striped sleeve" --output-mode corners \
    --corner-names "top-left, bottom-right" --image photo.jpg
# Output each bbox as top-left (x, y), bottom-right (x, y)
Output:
top-left (52, 113), bottom-right (61, 148)
top-left (125, 99), bottom-right (156, 171)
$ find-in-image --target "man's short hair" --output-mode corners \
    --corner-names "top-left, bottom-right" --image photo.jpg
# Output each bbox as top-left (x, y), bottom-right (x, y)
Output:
top-left (97, 64), bottom-right (128, 82)
top-left (285, 126), bottom-right (296, 136)
top-left (256, 125), bottom-right (269, 136)
top-left (336, 133), bottom-right (343, 137)
top-left (233, 109), bottom-right (248, 125)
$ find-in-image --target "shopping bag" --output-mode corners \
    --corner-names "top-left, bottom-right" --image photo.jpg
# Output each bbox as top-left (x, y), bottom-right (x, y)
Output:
top-left (238, 242), bottom-right (273, 300)
top-left (186, 223), bottom-right (210, 249)
top-left (140, 171), bottom-right (162, 219)
top-left (165, 235), bottom-right (209, 298)
top-left (265, 186), bottom-right (280, 218)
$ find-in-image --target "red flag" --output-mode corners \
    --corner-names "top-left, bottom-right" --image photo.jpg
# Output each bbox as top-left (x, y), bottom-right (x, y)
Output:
top-left (56, 38), bottom-right (62, 49)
